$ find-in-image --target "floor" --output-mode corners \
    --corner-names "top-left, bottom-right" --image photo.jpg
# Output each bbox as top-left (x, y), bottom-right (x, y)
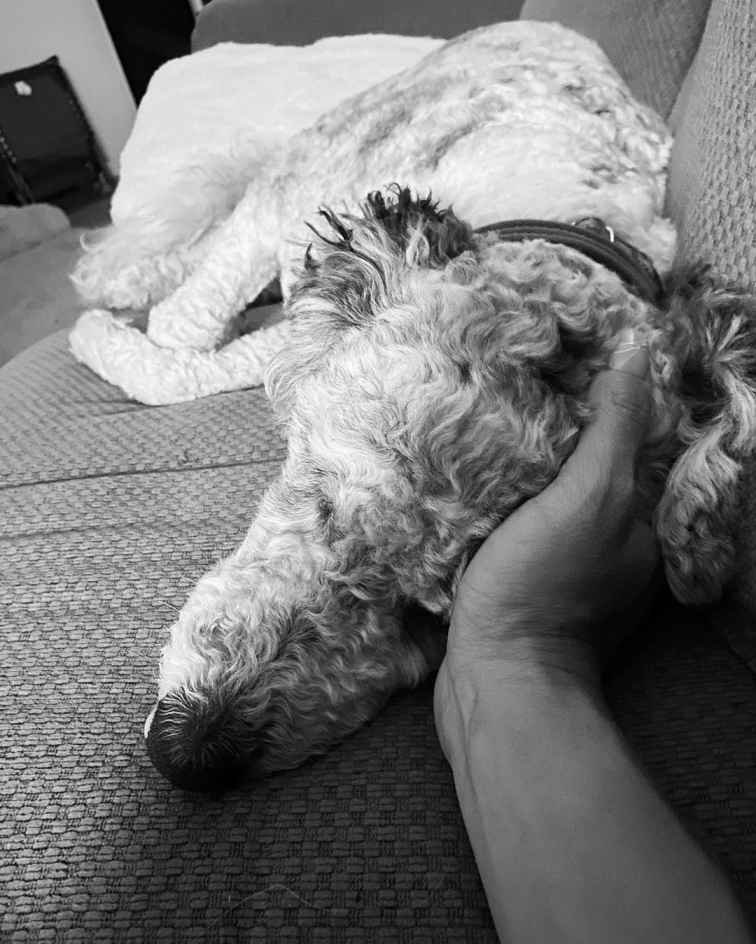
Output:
top-left (0, 196), bottom-right (111, 366)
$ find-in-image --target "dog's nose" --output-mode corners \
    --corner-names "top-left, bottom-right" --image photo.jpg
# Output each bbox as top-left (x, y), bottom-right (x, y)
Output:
top-left (144, 692), bottom-right (252, 792)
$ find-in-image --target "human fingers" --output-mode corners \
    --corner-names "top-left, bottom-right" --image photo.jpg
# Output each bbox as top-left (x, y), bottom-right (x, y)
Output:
top-left (560, 338), bottom-right (652, 495)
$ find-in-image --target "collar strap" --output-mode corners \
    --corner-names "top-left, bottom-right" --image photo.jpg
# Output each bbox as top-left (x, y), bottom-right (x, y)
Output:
top-left (474, 217), bottom-right (664, 305)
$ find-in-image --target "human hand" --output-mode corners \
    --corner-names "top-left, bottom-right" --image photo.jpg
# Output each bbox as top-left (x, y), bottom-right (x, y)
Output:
top-left (440, 336), bottom-right (660, 695)
top-left (431, 340), bottom-right (754, 944)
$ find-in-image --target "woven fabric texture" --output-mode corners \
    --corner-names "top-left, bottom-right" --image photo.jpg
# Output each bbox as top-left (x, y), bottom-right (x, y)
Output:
top-left (3, 332), bottom-right (756, 941)
top-left (0, 331), bottom-right (498, 942)
top-left (666, 0), bottom-right (755, 289)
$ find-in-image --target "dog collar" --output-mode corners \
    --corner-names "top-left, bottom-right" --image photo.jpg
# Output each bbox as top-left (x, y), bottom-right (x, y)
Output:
top-left (474, 217), bottom-right (664, 305)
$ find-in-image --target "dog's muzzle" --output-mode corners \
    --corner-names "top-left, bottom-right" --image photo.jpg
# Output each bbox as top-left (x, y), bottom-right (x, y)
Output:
top-left (144, 693), bottom-right (255, 793)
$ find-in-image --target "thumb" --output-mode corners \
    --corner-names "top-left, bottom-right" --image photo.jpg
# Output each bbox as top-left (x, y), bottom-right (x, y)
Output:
top-left (566, 337), bottom-right (652, 481)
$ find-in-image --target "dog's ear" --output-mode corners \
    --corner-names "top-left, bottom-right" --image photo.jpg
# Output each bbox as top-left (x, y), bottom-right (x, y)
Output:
top-left (360, 186), bottom-right (475, 266)
top-left (269, 188), bottom-right (474, 420)
top-left (304, 186), bottom-right (474, 272)
top-left (299, 186), bottom-right (475, 298)
top-left (655, 267), bottom-right (756, 604)
top-left (289, 186), bottom-right (474, 331)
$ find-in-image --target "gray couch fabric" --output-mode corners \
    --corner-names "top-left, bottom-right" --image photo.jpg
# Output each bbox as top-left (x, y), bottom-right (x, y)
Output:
top-left (3, 326), bottom-right (756, 941)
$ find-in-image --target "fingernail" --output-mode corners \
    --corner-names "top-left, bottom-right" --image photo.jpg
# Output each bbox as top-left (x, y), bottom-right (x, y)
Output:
top-left (611, 329), bottom-right (649, 375)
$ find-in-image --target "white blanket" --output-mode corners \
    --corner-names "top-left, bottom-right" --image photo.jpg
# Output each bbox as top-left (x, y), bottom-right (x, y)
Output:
top-left (112, 35), bottom-right (442, 237)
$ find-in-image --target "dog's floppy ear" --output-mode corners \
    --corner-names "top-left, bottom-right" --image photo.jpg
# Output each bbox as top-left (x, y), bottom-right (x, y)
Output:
top-left (360, 186), bottom-right (475, 266)
top-left (301, 185), bottom-right (475, 287)
top-left (268, 188), bottom-right (474, 420)
top-left (656, 267), bottom-right (756, 603)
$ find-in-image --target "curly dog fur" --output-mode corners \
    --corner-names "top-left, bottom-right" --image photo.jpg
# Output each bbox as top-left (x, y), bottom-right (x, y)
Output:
top-left (144, 190), bottom-right (756, 791)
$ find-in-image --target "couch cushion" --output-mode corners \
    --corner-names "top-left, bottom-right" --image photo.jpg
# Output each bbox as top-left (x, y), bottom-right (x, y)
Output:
top-left (0, 329), bottom-right (497, 941)
top-left (2, 330), bottom-right (756, 939)
top-left (666, 0), bottom-right (755, 290)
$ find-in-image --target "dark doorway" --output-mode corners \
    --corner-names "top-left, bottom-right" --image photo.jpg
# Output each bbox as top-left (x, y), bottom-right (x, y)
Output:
top-left (96, 0), bottom-right (195, 103)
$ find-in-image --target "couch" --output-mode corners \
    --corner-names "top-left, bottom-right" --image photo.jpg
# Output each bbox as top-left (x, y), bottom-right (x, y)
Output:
top-left (1, 0), bottom-right (754, 940)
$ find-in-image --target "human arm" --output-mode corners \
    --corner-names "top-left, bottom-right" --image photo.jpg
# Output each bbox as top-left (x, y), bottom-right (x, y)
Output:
top-left (434, 342), bottom-right (753, 943)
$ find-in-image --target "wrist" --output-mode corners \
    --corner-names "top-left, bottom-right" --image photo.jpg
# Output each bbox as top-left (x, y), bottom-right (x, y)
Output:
top-left (434, 646), bottom-right (604, 765)
top-left (444, 609), bottom-right (601, 692)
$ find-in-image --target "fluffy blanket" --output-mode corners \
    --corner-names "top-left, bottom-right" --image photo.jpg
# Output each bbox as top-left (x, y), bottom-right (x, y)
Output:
top-left (111, 36), bottom-right (442, 237)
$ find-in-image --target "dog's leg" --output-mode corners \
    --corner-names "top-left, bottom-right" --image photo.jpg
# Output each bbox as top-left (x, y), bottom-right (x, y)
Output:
top-left (72, 155), bottom-right (263, 311)
top-left (69, 309), bottom-right (292, 404)
top-left (144, 184), bottom-right (282, 352)
top-left (656, 273), bottom-right (756, 604)
top-left (71, 220), bottom-right (224, 311)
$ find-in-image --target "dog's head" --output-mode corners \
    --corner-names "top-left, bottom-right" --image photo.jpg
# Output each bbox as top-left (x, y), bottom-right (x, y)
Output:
top-left (267, 185), bottom-right (660, 412)
top-left (147, 188), bottom-right (687, 791)
top-left (144, 559), bottom-right (442, 792)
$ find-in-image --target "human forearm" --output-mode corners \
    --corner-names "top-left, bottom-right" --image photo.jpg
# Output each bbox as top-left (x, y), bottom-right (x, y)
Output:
top-left (435, 659), bottom-right (752, 944)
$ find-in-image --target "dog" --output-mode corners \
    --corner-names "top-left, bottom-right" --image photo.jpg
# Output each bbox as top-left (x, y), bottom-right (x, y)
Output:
top-left (103, 21), bottom-right (753, 791)
top-left (143, 184), bottom-right (756, 790)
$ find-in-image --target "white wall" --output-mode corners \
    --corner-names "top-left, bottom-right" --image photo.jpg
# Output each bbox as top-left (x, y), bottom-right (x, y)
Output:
top-left (0, 0), bottom-right (136, 175)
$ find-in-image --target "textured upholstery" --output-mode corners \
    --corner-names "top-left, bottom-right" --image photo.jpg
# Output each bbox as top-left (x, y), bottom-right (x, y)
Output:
top-left (665, 0), bottom-right (755, 289)
top-left (0, 330), bottom-right (498, 942)
top-left (3, 330), bottom-right (756, 941)
top-left (3, 0), bottom-right (756, 939)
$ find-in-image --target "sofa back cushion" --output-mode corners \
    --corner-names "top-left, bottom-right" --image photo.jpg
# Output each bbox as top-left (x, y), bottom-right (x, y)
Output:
top-left (665, 0), bottom-right (754, 289)
top-left (192, 0), bottom-right (523, 50)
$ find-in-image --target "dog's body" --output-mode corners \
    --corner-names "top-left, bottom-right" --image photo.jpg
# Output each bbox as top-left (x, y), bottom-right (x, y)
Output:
top-left (71, 21), bottom-right (676, 403)
top-left (141, 19), bottom-right (677, 351)
top-left (80, 22), bottom-right (754, 791)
